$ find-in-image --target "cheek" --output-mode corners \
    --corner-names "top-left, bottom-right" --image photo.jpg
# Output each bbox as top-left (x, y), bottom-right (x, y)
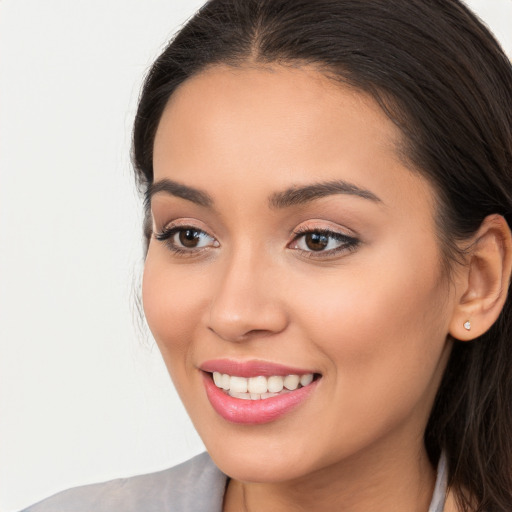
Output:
top-left (142, 250), bottom-right (207, 366)
top-left (292, 241), bottom-right (450, 426)
top-left (307, 266), bottom-right (445, 358)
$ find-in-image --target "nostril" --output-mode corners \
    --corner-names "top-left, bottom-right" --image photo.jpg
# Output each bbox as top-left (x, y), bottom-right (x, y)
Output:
top-left (244, 328), bottom-right (276, 338)
top-left (207, 325), bottom-right (281, 343)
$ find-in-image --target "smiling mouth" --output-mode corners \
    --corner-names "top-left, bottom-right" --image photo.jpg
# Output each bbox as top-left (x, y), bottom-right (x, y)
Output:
top-left (202, 366), bottom-right (321, 424)
top-left (209, 372), bottom-right (318, 400)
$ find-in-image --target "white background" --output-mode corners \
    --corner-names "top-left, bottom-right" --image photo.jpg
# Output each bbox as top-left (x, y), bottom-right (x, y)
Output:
top-left (0, 1), bottom-right (511, 511)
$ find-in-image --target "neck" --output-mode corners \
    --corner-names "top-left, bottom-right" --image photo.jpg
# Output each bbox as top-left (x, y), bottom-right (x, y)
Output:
top-left (223, 442), bottom-right (437, 512)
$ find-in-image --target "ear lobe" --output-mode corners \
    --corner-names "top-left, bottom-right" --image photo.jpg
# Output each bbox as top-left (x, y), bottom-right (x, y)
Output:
top-left (449, 214), bottom-right (512, 341)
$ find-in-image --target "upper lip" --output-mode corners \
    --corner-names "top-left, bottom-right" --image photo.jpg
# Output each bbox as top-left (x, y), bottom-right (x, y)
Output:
top-left (199, 359), bottom-right (318, 378)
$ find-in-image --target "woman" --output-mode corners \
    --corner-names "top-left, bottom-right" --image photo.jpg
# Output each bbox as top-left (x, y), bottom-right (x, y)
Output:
top-left (23, 0), bottom-right (512, 511)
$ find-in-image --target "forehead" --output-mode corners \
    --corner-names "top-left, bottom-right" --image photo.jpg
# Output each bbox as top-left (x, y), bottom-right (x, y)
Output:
top-left (155, 64), bottom-right (401, 169)
top-left (152, 64), bottom-right (435, 217)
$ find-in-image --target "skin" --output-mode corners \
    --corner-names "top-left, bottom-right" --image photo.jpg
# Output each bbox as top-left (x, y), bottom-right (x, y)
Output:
top-left (143, 64), bottom-right (466, 511)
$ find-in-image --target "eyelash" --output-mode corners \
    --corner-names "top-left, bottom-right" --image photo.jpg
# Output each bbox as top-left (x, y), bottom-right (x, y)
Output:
top-left (290, 227), bottom-right (359, 258)
top-left (154, 225), bottom-right (218, 256)
top-left (154, 225), bottom-right (359, 258)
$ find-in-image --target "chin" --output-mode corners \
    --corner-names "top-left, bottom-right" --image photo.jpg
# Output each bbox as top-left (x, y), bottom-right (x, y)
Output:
top-left (207, 442), bottom-right (316, 483)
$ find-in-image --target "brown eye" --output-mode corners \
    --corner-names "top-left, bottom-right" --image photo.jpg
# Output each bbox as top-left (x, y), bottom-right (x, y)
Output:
top-left (290, 228), bottom-right (359, 256)
top-left (178, 229), bottom-right (202, 248)
top-left (304, 233), bottom-right (329, 251)
top-left (154, 225), bottom-right (219, 253)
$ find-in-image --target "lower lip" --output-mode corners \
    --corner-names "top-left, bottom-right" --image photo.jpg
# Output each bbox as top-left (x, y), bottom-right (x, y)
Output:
top-left (202, 372), bottom-right (319, 425)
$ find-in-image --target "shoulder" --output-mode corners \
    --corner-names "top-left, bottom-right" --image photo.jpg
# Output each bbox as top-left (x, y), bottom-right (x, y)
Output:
top-left (22, 452), bottom-right (227, 512)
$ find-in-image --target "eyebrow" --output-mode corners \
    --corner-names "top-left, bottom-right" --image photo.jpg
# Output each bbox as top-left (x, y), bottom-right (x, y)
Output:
top-left (268, 180), bottom-right (381, 208)
top-left (145, 179), bottom-right (213, 209)
top-left (145, 177), bottom-right (381, 210)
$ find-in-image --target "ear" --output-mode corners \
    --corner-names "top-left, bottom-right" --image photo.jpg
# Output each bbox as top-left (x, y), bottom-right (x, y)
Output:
top-left (449, 214), bottom-right (512, 341)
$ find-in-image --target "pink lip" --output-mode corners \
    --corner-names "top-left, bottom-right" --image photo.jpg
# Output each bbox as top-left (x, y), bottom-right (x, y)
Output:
top-left (200, 359), bottom-right (316, 378)
top-left (201, 371), bottom-right (319, 426)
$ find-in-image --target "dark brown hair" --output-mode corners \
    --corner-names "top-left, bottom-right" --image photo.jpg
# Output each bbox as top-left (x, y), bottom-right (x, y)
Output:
top-left (132, 1), bottom-right (512, 509)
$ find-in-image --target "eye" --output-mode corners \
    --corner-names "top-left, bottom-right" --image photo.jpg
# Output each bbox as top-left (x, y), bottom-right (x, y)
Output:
top-left (290, 228), bottom-right (359, 256)
top-left (154, 225), bottom-right (219, 253)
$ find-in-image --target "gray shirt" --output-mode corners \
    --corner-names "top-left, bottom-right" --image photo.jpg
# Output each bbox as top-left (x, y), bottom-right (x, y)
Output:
top-left (22, 452), bottom-right (447, 512)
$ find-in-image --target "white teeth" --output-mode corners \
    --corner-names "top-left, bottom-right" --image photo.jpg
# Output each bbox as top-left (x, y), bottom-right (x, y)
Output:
top-left (213, 372), bottom-right (222, 387)
top-left (267, 376), bottom-right (284, 393)
top-left (228, 390), bottom-right (251, 400)
top-left (230, 376), bottom-right (248, 393)
top-left (212, 371), bottom-right (315, 398)
top-left (248, 376), bottom-right (267, 394)
top-left (284, 374), bottom-right (300, 390)
top-left (261, 392), bottom-right (279, 399)
top-left (300, 373), bottom-right (314, 387)
top-left (221, 373), bottom-right (230, 390)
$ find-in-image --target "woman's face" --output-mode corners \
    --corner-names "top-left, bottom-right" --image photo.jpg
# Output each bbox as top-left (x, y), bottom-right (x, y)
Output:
top-left (143, 65), bottom-right (455, 482)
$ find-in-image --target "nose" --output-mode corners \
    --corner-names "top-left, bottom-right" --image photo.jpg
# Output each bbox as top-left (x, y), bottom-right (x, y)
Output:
top-left (206, 249), bottom-right (288, 343)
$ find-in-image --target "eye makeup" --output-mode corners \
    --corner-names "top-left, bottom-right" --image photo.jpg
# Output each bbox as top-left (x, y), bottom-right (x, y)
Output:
top-left (154, 221), bottom-right (360, 261)
top-left (154, 225), bottom-right (219, 256)
top-left (289, 226), bottom-right (360, 258)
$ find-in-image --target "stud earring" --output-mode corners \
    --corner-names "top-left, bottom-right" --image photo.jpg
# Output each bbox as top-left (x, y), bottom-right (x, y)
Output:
top-left (463, 321), bottom-right (471, 331)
